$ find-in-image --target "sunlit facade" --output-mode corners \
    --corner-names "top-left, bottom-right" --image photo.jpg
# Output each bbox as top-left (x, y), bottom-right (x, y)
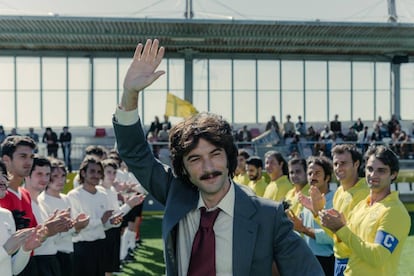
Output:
top-left (0, 55), bottom-right (413, 129)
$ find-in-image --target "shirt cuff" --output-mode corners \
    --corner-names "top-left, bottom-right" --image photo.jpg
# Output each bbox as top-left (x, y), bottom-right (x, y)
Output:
top-left (114, 106), bottom-right (139, 126)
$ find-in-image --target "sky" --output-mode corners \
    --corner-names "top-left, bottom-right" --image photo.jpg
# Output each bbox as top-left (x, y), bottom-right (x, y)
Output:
top-left (0, 0), bottom-right (413, 23)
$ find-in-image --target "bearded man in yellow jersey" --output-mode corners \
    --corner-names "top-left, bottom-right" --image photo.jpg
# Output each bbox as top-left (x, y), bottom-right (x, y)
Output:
top-left (320, 145), bottom-right (410, 276)
top-left (263, 150), bottom-right (292, 202)
top-left (306, 144), bottom-right (369, 276)
top-left (233, 149), bottom-right (250, 185)
top-left (246, 156), bottom-right (268, 197)
top-left (285, 158), bottom-right (309, 216)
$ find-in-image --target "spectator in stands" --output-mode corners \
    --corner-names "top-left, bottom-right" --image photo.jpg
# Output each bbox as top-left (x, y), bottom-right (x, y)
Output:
top-left (320, 125), bottom-right (334, 141)
top-left (42, 127), bottom-right (59, 158)
top-left (351, 118), bottom-right (364, 132)
top-left (344, 126), bottom-right (358, 142)
top-left (296, 115), bottom-right (306, 137)
top-left (146, 116), bottom-right (162, 139)
top-left (113, 39), bottom-right (323, 275)
top-left (26, 128), bottom-right (39, 143)
top-left (387, 114), bottom-right (400, 138)
top-left (374, 116), bottom-right (388, 138)
top-left (283, 114), bottom-right (295, 139)
top-left (237, 125), bottom-right (252, 143)
top-left (8, 128), bottom-right (20, 137)
top-left (285, 158), bottom-right (309, 217)
top-left (59, 127), bottom-right (72, 172)
top-left (371, 125), bottom-right (383, 143)
top-left (263, 150), bottom-right (292, 201)
top-left (157, 123), bottom-right (170, 142)
top-left (320, 145), bottom-right (410, 276)
top-left (0, 125), bottom-right (6, 144)
top-left (246, 156), bottom-right (268, 197)
top-left (265, 115), bottom-right (281, 137)
top-left (394, 130), bottom-right (411, 159)
top-left (358, 126), bottom-right (371, 153)
top-left (306, 126), bottom-right (318, 141)
top-left (330, 114), bottom-right (343, 138)
top-left (162, 115), bottom-right (172, 130)
top-left (233, 149), bottom-right (250, 186)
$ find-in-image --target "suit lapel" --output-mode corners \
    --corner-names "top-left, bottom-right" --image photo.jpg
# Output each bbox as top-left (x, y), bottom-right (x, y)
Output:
top-left (163, 181), bottom-right (199, 240)
top-left (232, 184), bottom-right (258, 276)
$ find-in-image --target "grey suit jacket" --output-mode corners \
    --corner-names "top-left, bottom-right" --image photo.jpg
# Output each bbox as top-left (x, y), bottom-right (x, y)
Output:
top-left (114, 119), bottom-right (324, 276)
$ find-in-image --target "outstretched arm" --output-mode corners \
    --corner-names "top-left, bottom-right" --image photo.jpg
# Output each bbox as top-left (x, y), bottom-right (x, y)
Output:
top-left (121, 39), bottom-right (165, 111)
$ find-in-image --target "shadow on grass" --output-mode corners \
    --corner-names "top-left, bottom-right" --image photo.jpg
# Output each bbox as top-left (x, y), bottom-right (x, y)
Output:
top-left (120, 215), bottom-right (165, 276)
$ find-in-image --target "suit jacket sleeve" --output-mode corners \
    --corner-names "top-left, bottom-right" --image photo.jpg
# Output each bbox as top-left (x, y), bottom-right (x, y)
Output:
top-left (113, 119), bottom-right (175, 205)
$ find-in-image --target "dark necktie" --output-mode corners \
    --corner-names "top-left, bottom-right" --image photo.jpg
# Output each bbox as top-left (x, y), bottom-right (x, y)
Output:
top-left (187, 207), bottom-right (221, 276)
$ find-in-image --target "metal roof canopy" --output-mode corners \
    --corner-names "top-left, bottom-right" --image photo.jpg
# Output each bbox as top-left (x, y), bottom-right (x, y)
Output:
top-left (0, 15), bottom-right (413, 62)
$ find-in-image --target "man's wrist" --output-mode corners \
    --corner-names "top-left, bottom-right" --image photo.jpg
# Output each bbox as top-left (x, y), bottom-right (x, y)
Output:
top-left (120, 90), bottom-right (138, 111)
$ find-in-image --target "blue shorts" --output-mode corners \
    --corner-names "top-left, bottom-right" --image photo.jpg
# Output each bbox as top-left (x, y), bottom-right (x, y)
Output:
top-left (334, 258), bottom-right (349, 276)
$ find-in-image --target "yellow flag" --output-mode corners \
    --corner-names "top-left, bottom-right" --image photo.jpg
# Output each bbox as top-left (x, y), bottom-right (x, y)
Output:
top-left (165, 93), bottom-right (198, 118)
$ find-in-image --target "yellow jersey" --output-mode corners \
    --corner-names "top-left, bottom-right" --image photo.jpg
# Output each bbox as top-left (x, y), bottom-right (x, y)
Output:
top-left (263, 175), bottom-right (292, 202)
top-left (247, 176), bottom-right (268, 197)
top-left (285, 183), bottom-right (310, 216)
top-left (336, 191), bottom-right (410, 276)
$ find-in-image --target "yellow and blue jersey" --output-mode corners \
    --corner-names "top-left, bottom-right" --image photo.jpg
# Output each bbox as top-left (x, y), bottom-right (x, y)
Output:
top-left (336, 191), bottom-right (410, 276)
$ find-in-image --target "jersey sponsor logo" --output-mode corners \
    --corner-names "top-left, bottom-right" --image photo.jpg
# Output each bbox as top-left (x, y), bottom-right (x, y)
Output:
top-left (375, 230), bottom-right (399, 253)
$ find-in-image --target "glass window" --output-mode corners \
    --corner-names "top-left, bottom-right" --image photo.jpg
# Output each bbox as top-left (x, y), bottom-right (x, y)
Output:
top-left (68, 58), bottom-right (89, 126)
top-left (16, 57), bottom-right (40, 127)
top-left (0, 57), bottom-right (15, 126)
top-left (329, 61), bottom-right (351, 121)
top-left (305, 61), bottom-right (327, 122)
top-left (258, 60), bottom-right (280, 125)
top-left (281, 61), bottom-right (303, 123)
top-left (43, 58), bottom-right (67, 127)
top-left (234, 60), bottom-right (256, 123)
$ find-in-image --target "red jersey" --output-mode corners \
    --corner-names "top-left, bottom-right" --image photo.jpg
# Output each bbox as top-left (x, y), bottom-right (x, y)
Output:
top-left (0, 187), bottom-right (37, 228)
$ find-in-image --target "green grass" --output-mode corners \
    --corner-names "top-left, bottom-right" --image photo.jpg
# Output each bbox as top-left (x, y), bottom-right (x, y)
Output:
top-left (119, 215), bottom-right (165, 276)
top-left (120, 214), bottom-right (414, 275)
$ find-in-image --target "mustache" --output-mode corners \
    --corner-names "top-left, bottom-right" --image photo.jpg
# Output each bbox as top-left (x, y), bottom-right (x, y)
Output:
top-left (200, 171), bottom-right (222, 180)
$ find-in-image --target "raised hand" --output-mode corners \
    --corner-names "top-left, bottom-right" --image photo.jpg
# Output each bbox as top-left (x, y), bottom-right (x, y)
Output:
top-left (298, 192), bottom-right (313, 212)
top-left (309, 185), bottom-right (326, 214)
top-left (121, 39), bottom-right (165, 111)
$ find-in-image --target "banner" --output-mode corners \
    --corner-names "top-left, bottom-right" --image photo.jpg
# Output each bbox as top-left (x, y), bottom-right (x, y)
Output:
top-left (252, 128), bottom-right (280, 146)
top-left (165, 93), bottom-right (198, 118)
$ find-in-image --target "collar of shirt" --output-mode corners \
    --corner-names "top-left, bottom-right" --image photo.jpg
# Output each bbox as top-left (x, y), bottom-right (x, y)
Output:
top-left (196, 179), bottom-right (235, 218)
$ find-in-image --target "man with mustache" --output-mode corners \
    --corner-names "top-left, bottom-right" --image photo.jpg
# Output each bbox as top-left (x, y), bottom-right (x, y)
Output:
top-left (287, 156), bottom-right (335, 275)
top-left (319, 146), bottom-right (410, 276)
top-left (112, 39), bottom-right (323, 276)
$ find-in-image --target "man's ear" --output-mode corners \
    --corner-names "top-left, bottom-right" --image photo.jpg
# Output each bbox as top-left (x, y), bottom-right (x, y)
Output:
top-left (2, 155), bottom-right (11, 166)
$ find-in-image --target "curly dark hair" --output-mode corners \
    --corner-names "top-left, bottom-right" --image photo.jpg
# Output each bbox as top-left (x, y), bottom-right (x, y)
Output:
top-left (169, 112), bottom-right (238, 183)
